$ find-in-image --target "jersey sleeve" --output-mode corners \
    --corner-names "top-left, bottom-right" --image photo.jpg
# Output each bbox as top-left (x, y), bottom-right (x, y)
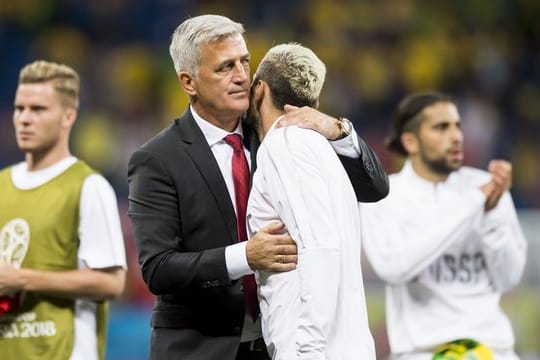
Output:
top-left (78, 174), bottom-right (127, 269)
top-left (480, 191), bottom-right (527, 291)
top-left (360, 181), bottom-right (486, 284)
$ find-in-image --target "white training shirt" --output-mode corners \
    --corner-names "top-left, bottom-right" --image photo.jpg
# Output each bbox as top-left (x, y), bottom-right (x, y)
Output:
top-left (360, 160), bottom-right (527, 360)
top-left (191, 106), bottom-right (361, 342)
top-left (11, 156), bottom-right (127, 360)
top-left (246, 120), bottom-right (375, 360)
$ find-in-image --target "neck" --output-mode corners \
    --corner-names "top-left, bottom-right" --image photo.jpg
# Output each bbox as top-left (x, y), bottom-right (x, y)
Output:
top-left (258, 105), bottom-right (283, 141)
top-left (25, 144), bottom-right (71, 172)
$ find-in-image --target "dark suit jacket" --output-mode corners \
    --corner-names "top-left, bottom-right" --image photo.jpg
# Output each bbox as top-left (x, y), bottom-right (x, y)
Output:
top-left (127, 110), bottom-right (388, 359)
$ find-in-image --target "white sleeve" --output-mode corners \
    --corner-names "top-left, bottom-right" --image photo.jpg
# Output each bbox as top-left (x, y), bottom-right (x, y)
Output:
top-left (78, 174), bottom-right (127, 269)
top-left (329, 127), bottom-right (361, 158)
top-left (480, 191), bottom-right (527, 292)
top-left (225, 241), bottom-right (252, 280)
top-left (360, 185), bottom-right (486, 284)
top-left (262, 128), bottom-right (340, 360)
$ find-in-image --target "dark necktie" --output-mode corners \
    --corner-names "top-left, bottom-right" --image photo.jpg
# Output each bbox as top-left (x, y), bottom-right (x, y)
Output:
top-left (223, 134), bottom-right (260, 321)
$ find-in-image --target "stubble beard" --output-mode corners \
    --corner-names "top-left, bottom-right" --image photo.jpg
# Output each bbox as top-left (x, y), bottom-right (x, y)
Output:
top-left (422, 153), bottom-right (462, 177)
top-left (245, 91), bottom-right (262, 133)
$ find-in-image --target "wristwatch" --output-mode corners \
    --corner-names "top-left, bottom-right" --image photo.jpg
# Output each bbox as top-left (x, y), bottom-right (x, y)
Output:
top-left (335, 117), bottom-right (352, 140)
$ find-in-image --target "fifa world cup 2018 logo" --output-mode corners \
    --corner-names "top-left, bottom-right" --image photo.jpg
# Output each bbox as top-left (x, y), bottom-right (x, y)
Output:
top-left (0, 218), bottom-right (30, 315)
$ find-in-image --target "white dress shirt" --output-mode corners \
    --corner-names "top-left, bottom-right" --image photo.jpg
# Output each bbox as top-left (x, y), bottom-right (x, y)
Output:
top-left (246, 119), bottom-right (375, 360)
top-left (360, 160), bottom-right (527, 360)
top-left (11, 156), bottom-right (127, 360)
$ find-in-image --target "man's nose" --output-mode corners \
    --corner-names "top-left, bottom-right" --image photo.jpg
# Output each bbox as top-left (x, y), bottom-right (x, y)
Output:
top-left (451, 125), bottom-right (463, 143)
top-left (232, 62), bottom-right (249, 83)
top-left (16, 109), bottom-right (33, 125)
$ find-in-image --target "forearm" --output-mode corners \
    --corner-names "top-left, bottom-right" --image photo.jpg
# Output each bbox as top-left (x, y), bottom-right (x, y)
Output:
top-left (362, 188), bottom-right (486, 283)
top-left (141, 246), bottom-right (230, 294)
top-left (481, 193), bottom-right (527, 291)
top-left (483, 230), bottom-right (527, 292)
top-left (18, 267), bottom-right (125, 300)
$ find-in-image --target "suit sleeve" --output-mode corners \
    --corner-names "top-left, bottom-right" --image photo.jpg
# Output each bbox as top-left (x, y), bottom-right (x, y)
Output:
top-left (333, 133), bottom-right (389, 203)
top-left (127, 149), bottom-right (230, 295)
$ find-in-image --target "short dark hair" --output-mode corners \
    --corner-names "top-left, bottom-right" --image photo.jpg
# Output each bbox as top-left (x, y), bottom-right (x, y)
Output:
top-left (386, 91), bottom-right (453, 156)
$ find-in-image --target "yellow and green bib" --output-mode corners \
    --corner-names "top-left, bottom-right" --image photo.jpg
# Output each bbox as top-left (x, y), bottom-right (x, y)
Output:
top-left (0, 161), bottom-right (108, 360)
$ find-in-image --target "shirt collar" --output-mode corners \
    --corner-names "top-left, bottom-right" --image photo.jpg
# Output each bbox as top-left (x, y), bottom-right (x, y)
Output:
top-left (401, 159), bottom-right (459, 189)
top-left (190, 105), bottom-right (244, 146)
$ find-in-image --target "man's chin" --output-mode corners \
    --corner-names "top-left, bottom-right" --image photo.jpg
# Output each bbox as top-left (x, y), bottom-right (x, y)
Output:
top-left (448, 159), bottom-right (463, 170)
top-left (425, 159), bottom-right (461, 177)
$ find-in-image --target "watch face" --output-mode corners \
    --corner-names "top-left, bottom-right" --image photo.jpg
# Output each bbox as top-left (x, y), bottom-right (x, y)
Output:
top-left (335, 118), bottom-right (351, 140)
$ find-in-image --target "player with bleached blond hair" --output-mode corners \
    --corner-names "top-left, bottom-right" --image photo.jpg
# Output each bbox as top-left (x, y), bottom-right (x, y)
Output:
top-left (246, 43), bottom-right (379, 360)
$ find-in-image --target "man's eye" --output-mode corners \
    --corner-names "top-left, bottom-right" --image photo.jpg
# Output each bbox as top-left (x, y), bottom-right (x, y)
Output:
top-left (219, 64), bottom-right (233, 72)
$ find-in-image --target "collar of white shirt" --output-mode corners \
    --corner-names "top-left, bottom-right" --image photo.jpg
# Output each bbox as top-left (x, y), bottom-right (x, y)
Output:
top-left (11, 156), bottom-right (78, 190)
top-left (190, 105), bottom-right (244, 146)
top-left (401, 159), bottom-right (460, 191)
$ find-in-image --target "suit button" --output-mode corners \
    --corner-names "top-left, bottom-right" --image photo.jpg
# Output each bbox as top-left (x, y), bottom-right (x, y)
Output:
top-left (233, 326), bottom-right (241, 335)
top-left (364, 161), bottom-right (374, 173)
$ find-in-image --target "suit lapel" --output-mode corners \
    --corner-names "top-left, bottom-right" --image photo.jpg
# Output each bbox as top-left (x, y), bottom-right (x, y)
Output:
top-left (175, 111), bottom-right (238, 244)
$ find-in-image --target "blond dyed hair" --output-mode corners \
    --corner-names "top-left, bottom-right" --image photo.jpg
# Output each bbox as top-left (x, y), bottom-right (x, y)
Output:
top-left (253, 43), bottom-right (326, 110)
top-left (169, 14), bottom-right (245, 76)
top-left (19, 60), bottom-right (80, 109)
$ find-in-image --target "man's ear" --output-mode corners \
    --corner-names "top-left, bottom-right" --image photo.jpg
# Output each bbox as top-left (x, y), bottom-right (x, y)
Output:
top-left (253, 80), bottom-right (264, 101)
top-left (179, 72), bottom-right (196, 96)
top-left (250, 80), bottom-right (268, 108)
top-left (401, 132), bottom-right (419, 155)
top-left (62, 108), bottom-right (77, 129)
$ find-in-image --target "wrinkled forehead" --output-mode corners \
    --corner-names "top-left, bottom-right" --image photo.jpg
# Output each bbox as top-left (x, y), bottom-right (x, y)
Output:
top-left (199, 34), bottom-right (249, 63)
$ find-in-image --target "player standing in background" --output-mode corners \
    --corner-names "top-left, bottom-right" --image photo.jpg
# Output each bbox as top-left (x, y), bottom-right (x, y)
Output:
top-left (0, 60), bottom-right (127, 360)
top-left (360, 91), bottom-right (526, 360)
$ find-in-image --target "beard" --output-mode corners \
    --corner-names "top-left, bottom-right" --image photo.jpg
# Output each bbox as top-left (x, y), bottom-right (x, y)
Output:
top-left (245, 86), bottom-right (262, 131)
top-left (244, 103), bottom-right (259, 129)
top-left (421, 152), bottom-right (462, 177)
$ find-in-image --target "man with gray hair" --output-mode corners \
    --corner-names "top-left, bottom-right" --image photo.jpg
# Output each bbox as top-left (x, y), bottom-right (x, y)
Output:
top-left (128, 14), bottom-right (387, 360)
top-left (246, 43), bottom-right (376, 360)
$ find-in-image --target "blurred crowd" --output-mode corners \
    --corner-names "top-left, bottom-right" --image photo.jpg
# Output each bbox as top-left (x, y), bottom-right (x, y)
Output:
top-left (1, 0), bottom-right (539, 207)
top-left (0, 0), bottom-right (539, 348)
